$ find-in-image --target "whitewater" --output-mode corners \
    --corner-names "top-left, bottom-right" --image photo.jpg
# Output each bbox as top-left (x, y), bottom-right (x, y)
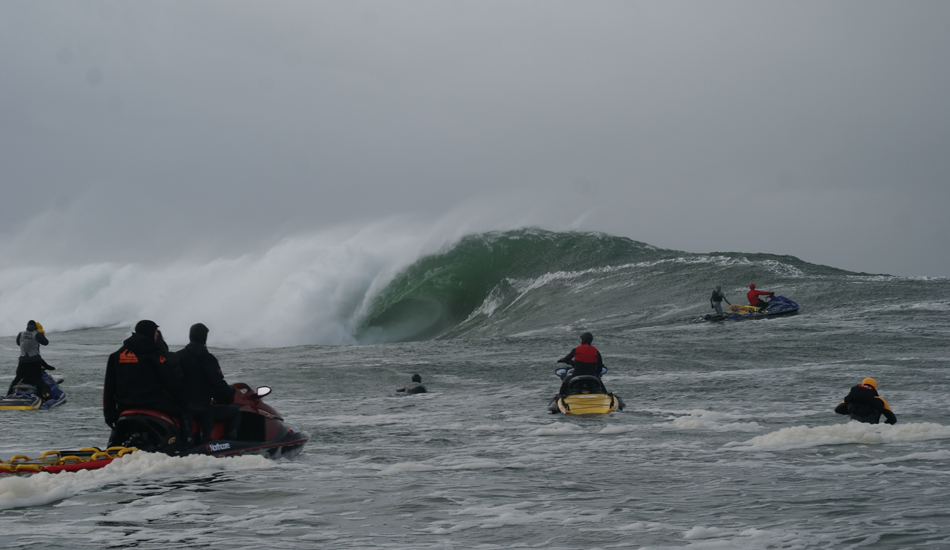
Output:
top-left (2, 228), bottom-right (950, 549)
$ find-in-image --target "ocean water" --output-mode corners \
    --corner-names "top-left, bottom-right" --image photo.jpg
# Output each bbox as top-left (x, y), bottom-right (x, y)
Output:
top-left (2, 229), bottom-right (950, 549)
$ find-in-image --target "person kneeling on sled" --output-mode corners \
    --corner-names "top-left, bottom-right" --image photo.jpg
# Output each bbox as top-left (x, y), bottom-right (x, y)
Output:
top-left (178, 323), bottom-right (241, 445)
top-left (556, 332), bottom-right (606, 395)
top-left (834, 377), bottom-right (897, 425)
top-left (8, 320), bottom-right (52, 399)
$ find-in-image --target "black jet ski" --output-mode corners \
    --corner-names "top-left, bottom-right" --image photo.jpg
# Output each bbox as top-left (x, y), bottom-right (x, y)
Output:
top-left (548, 367), bottom-right (625, 414)
top-left (107, 383), bottom-right (309, 458)
top-left (0, 372), bottom-right (67, 410)
top-left (698, 295), bottom-right (800, 322)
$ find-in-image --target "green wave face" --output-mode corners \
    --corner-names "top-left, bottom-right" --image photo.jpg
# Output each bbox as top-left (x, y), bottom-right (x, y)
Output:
top-left (355, 229), bottom-right (669, 343)
top-left (354, 228), bottom-right (860, 343)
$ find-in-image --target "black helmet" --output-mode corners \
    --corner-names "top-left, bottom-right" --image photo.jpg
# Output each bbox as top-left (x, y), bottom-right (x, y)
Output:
top-left (580, 332), bottom-right (593, 345)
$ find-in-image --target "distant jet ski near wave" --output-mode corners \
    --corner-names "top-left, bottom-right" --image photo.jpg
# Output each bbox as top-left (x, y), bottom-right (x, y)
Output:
top-left (698, 294), bottom-right (800, 322)
top-left (0, 372), bottom-right (67, 410)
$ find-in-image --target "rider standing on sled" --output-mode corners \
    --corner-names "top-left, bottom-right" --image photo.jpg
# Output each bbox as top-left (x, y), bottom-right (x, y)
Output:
top-left (103, 320), bottom-right (187, 433)
top-left (7, 320), bottom-right (52, 398)
top-left (746, 283), bottom-right (774, 309)
top-left (177, 323), bottom-right (241, 444)
top-left (835, 377), bottom-right (897, 425)
top-left (710, 286), bottom-right (731, 315)
top-left (556, 332), bottom-right (606, 395)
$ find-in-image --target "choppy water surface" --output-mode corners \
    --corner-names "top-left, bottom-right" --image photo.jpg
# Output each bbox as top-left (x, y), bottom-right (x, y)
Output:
top-left (2, 233), bottom-right (950, 549)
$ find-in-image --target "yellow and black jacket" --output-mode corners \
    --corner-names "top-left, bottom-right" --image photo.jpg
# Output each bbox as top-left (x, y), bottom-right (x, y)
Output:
top-left (835, 378), bottom-right (896, 425)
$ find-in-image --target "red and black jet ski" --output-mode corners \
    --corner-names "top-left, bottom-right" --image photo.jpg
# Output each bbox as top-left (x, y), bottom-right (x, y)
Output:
top-left (107, 383), bottom-right (309, 458)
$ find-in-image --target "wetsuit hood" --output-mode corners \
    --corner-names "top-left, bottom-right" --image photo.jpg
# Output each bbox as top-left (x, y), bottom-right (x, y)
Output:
top-left (749, 283), bottom-right (756, 290)
top-left (134, 320), bottom-right (159, 338)
top-left (580, 332), bottom-right (593, 345)
top-left (861, 377), bottom-right (878, 390)
top-left (189, 323), bottom-right (209, 345)
top-left (411, 374), bottom-right (422, 383)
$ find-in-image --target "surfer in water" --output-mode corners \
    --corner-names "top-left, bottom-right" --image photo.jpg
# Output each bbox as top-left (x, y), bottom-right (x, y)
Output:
top-left (834, 377), bottom-right (897, 425)
top-left (710, 286), bottom-right (731, 315)
top-left (746, 283), bottom-right (774, 309)
top-left (397, 374), bottom-right (427, 395)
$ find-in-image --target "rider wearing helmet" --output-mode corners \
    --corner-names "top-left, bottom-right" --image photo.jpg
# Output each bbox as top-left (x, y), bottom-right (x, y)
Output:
top-left (835, 377), bottom-right (897, 424)
top-left (556, 332), bottom-right (606, 395)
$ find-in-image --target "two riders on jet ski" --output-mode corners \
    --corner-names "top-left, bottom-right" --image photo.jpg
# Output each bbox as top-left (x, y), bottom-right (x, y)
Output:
top-left (103, 320), bottom-right (240, 453)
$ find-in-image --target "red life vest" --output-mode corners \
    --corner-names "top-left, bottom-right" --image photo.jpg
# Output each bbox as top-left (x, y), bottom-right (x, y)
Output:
top-left (574, 344), bottom-right (599, 363)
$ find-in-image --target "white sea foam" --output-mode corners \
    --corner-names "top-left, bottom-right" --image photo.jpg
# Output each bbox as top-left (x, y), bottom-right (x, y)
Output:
top-left (659, 410), bottom-right (763, 433)
top-left (0, 451), bottom-right (271, 510)
top-left (0, 220), bottom-right (465, 347)
top-left (529, 423), bottom-right (585, 436)
top-left (377, 459), bottom-right (508, 476)
top-left (598, 425), bottom-right (637, 435)
top-left (725, 422), bottom-right (950, 451)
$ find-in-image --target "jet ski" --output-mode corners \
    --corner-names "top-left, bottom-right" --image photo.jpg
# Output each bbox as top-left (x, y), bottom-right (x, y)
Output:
top-left (548, 367), bottom-right (625, 415)
top-left (699, 295), bottom-right (800, 322)
top-left (0, 372), bottom-right (67, 410)
top-left (107, 383), bottom-right (309, 458)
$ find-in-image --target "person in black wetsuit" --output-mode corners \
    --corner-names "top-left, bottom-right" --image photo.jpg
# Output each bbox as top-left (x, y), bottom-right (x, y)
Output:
top-left (103, 320), bottom-right (187, 429)
top-left (556, 332), bottom-right (606, 395)
top-left (178, 323), bottom-right (240, 444)
top-left (396, 374), bottom-right (427, 395)
top-left (834, 377), bottom-right (897, 425)
top-left (8, 320), bottom-right (52, 398)
top-left (709, 286), bottom-right (731, 316)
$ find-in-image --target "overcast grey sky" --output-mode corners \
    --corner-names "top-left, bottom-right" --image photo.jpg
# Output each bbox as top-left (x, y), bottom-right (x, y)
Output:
top-left (2, 1), bottom-right (949, 276)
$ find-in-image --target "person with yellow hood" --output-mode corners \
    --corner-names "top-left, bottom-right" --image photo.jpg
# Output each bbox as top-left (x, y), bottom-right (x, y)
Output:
top-left (835, 377), bottom-right (897, 425)
top-left (7, 320), bottom-right (52, 398)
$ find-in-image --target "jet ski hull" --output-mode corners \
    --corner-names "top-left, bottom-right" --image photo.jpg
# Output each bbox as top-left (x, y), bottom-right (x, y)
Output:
top-left (0, 373), bottom-right (67, 410)
top-left (107, 383), bottom-right (309, 458)
top-left (551, 393), bottom-right (622, 415)
top-left (698, 296), bottom-right (800, 322)
top-left (548, 373), bottom-right (625, 415)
